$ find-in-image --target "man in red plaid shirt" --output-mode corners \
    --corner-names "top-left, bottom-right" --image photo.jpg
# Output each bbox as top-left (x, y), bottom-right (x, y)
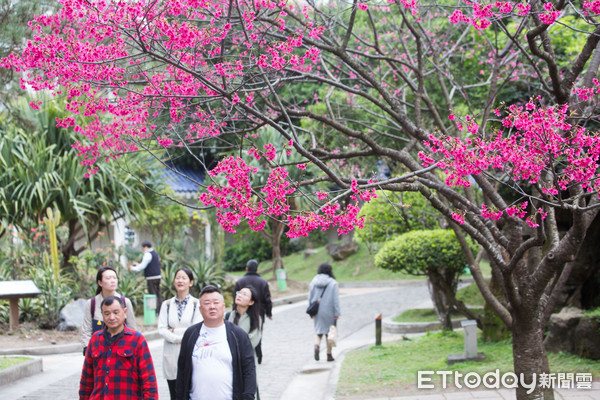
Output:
top-left (79, 295), bottom-right (158, 400)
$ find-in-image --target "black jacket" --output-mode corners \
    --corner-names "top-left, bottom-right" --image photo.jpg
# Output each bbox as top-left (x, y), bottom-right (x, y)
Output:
top-left (235, 272), bottom-right (272, 319)
top-left (175, 320), bottom-right (256, 400)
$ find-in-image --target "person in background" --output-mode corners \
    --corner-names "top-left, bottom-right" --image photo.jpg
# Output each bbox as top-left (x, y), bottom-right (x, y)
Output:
top-left (158, 267), bottom-right (203, 400)
top-left (234, 259), bottom-right (272, 363)
top-left (79, 296), bottom-right (157, 400)
top-left (308, 263), bottom-right (340, 362)
top-left (176, 285), bottom-right (256, 400)
top-left (228, 285), bottom-right (262, 399)
top-left (80, 266), bottom-right (136, 356)
top-left (129, 241), bottom-right (163, 315)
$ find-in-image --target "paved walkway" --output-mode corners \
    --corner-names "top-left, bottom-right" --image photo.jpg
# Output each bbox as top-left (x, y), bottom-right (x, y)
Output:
top-left (1, 281), bottom-right (600, 400)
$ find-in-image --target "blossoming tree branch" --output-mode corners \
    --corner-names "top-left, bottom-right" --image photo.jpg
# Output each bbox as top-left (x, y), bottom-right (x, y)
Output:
top-left (5, 0), bottom-right (600, 398)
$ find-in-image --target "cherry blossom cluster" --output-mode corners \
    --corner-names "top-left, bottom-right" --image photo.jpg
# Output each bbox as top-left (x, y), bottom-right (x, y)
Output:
top-left (5, 0), bottom-right (596, 239)
top-left (448, 1), bottom-right (569, 30)
top-left (198, 154), bottom-right (373, 236)
top-left (286, 202), bottom-right (365, 239)
top-left (573, 78), bottom-right (600, 102)
top-left (421, 102), bottom-right (600, 226)
top-left (2, 0), bottom-right (321, 172)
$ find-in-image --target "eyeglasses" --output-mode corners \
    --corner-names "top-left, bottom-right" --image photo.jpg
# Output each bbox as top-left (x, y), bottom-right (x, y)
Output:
top-left (235, 291), bottom-right (251, 298)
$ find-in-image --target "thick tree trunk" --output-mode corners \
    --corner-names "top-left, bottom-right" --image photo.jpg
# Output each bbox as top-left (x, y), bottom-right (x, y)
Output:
top-left (512, 317), bottom-right (555, 400)
top-left (427, 271), bottom-right (454, 330)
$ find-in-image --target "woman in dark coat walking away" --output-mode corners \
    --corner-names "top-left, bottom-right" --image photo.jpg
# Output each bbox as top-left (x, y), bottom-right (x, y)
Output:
top-left (308, 263), bottom-right (340, 361)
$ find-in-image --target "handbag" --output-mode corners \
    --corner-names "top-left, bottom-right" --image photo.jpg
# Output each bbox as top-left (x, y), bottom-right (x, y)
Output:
top-left (327, 324), bottom-right (338, 347)
top-left (306, 301), bottom-right (320, 317)
top-left (306, 285), bottom-right (328, 317)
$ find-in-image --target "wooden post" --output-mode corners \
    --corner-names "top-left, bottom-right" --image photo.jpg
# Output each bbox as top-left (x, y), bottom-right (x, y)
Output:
top-left (375, 313), bottom-right (382, 346)
top-left (9, 298), bottom-right (19, 330)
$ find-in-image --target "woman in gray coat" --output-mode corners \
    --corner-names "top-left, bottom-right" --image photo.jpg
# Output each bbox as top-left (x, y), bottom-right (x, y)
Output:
top-left (308, 263), bottom-right (340, 361)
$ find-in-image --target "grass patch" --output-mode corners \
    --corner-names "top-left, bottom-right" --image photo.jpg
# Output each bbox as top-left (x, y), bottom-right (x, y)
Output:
top-left (392, 308), bottom-right (481, 323)
top-left (337, 331), bottom-right (600, 399)
top-left (456, 280), bottom-right (487, 307)
top-left (0, 356), bottom-right (31, 371)
top-left (255, 243), bottom-right (422, 282)
top-left (233, 244), bottom-right (493, 284)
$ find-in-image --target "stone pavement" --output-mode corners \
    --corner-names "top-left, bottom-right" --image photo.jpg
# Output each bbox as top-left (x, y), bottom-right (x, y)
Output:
top-left (2, 281), bottom-right (600, 400)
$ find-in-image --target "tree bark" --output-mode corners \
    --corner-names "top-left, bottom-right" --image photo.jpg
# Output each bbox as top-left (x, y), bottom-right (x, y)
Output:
top-left (482, 275), bottom-right (511, 342)
top-left (427, 269), bottom-right (456, 331)
top-left (512, 316), bottom-right (555, 400)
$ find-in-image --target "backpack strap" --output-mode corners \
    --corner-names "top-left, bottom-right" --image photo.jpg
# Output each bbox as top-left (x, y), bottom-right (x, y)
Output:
top-left (166, 299), bottom-right (172, 329)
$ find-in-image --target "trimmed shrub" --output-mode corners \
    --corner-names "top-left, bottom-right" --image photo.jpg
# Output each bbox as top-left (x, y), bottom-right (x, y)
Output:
top-left (357, 191), bottom-right (444, 253)
top-left (375, 229), bottom-right (476, 330)
top-left (374, 229), bottom-right (472, 276)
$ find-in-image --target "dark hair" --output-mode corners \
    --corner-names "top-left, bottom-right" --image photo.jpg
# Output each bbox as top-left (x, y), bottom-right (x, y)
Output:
top-left (318, 263), bottom-right (335, 279)
top-left (246, 259), bottom-right (258, 272)
top-left (95, 267), bottom-right (118, 295)
top-left (101, 295), bottom-right (125, 309)
top-left (175, 267), bottom-right (194, 282)
top-left (141, 241), bottom-right (152, 248)
top-left (233, 285), bottom-right (260, 333)
top-left (199, 285), bottom-right (222, 298)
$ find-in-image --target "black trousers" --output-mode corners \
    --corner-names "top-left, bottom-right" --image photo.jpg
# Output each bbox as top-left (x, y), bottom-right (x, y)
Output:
top-left (167, 379), bottom-right (176, 400)
top-left (147, 278), bottom-right (162, 314)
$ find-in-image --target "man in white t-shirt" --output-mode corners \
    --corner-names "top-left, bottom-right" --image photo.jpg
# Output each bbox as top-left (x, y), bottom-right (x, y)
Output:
top-left (176, 285), bottom-right (256, 400)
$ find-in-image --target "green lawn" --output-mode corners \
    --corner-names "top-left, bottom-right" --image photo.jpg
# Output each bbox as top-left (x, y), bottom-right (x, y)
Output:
top-left (337, 331), bottom-right (600, 398)
top-left (238, 242), bottom-right (463, 282)
top-left (392, 307), bottom-right (481, 323)
top-left (0, 356), bottom-right (31, 371)
top-left (233, 242), bottom-right (492, 283)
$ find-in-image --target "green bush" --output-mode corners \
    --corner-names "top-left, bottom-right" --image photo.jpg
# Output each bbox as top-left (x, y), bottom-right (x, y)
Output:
top-left (117, 268), bottom-right (146, 315)
top-left (357, 191), bottom-right (444, 249)
top-left (374, 229), bottom-right (474, 275)
top-left (30, 263), bottom-right (75, 328)
top-left (188, 258), bottom-right (226, 293)
top-left (223, 236), bottom-right (273, 271)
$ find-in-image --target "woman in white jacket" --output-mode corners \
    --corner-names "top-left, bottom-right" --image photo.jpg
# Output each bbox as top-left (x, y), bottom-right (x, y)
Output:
top-left (157, 267), bottom-right (202, 399)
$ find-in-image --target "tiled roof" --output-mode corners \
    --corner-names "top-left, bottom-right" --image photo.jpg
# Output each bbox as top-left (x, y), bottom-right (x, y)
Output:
top-left (161, 166), bottom-right (205, 194)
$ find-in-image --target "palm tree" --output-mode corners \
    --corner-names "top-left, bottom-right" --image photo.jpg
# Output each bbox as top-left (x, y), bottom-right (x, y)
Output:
top-left (0, 97), bottom-right (166, 270)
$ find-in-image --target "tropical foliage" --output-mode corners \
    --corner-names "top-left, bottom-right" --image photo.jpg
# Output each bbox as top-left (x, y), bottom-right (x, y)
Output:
top-left (0, 98), bottom-right (167, 270)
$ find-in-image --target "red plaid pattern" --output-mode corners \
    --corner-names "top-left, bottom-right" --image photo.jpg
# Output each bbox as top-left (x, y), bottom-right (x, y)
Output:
top-left (79, 326), bottom-right (157, 400)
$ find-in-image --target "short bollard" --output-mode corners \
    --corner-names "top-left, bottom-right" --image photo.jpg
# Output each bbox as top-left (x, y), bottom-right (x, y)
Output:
top-left (447, 319), bottom-right (485, 365)
top-left (144, 294), bottom-right (157, 325)
top-left (276, 268), bottom-right (287, 291)
top-left (375, 313), bottom-right (382, 346)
